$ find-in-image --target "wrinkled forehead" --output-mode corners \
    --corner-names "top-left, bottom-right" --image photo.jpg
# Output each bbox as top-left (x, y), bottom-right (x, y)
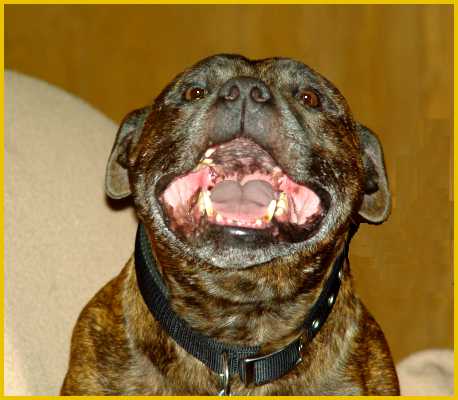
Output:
top-left (179, 54), bottom-right (334, 90)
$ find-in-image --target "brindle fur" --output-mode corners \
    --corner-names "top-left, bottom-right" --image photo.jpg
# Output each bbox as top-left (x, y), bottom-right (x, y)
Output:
top-left (61, 54), bottom-right (399, 395)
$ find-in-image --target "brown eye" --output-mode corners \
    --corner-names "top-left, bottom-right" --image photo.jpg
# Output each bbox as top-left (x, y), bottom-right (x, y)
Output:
top-left (184, 87), bottom-right (206, 101)
top-left (299, 89), bottom-right (320, 108)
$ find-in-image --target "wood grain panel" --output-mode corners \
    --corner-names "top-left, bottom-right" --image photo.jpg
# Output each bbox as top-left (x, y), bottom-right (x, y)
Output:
top-left (5, 4), bottom-right (453, 362)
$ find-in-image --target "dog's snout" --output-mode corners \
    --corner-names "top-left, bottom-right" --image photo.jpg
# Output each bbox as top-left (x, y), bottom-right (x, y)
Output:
top-left (218, 77), bottom-right (271, 104)
top-left (212, 76), bottom-right (275, 145)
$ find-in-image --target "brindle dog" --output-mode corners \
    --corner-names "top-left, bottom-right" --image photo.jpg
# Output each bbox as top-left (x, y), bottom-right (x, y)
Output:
top-left (61, 54), bottom-right (399, 395)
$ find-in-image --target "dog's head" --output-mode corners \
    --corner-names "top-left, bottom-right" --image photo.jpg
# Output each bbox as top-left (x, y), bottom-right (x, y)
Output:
top-left (106, 54), bottom-right (390, 271)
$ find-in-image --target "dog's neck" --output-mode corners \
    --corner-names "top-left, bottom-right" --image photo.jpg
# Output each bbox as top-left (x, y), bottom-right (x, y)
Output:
top-left (141, 224), bottom-right (356, 353)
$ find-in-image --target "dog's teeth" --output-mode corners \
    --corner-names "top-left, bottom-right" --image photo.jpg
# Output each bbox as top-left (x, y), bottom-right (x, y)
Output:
top-left (255, 219), bottom-right (262, 227)
top-left (264, 199), bottom-right (277, 222)
top-left (216, 213), bottom-right (223, 223)
top-left (197, 191), bottom-right (206, 213)
top-left (205, 148), bottom-right (215, 157)
top-left (203, 190), bottom-right (214, 217)
top-left (201, 158), bottom-right (214, 165)
top-left (278, 191), bottom-right (287, 203)
top-left (275, 192), bottom-right (288, 217)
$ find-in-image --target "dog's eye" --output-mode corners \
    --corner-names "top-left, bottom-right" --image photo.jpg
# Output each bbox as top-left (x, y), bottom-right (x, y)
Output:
top-left (299, 89), bottom-right (320, 108)
top-left (184, 87), bottom-right (206, 101)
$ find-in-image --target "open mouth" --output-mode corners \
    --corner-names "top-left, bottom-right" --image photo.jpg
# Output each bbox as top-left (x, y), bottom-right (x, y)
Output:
top-left (159, 138), bottom-right (329, 243)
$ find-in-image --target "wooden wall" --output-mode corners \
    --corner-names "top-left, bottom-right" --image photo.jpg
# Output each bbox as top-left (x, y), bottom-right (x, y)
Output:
top-left (5, 4), bottom-right (453, 362)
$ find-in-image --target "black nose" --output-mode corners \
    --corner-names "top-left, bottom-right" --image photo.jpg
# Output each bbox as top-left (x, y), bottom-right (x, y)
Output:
top-left (218, 77), bottom-right (271, 104)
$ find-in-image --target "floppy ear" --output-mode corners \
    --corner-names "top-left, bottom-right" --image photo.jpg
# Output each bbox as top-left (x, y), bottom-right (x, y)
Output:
top-left (105, 106), bottom-right (151, 199)
top-left (356, 123), bottom-right (391, 224)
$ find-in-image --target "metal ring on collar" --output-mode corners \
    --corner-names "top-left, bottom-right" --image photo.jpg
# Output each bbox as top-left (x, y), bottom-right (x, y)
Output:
top-left (218, 351), bottom-right (231, 396)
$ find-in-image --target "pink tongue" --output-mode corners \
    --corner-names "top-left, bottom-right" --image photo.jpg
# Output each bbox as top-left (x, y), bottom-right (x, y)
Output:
top-left (210, 180), bottom-right (275, 220)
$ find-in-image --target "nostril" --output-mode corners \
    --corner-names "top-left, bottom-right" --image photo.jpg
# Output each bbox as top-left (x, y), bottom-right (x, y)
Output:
top-left (250, 86), bottom-right (270, 103)
top-left (219, 77), bottom-right (271, 104)
top-left (224, 85), bottom-right (240, 101)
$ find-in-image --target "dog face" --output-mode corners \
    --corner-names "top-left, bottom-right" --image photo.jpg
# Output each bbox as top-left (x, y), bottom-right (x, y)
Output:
top-left (106, 54), bottom-right (390, 270)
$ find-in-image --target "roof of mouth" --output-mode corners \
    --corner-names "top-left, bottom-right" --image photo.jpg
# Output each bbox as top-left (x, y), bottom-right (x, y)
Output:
top-left (205, 137), bottom-right (279, 178)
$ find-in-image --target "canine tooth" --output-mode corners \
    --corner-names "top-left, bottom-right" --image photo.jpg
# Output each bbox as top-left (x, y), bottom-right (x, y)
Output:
top-left (274, 207), bottom-right (284, 217)
top-left (205, 148), bottom-right (215, 157)
top-left (276, 192), bottom-right (288, 211)
top-left (201, 158), bottom-right (214, 165)
top-left (216, 213), bottom-right (223, 223)
top-left (203, 191), bottom-right (214, 217)
top-left (198, 192), bottom-right (205, 213)
top-left (264, 199), bottom-right (277, 222)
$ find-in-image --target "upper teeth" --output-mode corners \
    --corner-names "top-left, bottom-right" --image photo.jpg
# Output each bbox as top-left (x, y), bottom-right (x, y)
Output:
top-left (197, 191), bottom-right (206, 214)
top-left (264, 199), bottom-right (277, 222)
top-left (202, 190), bottom-right (214, 217)
top-left (201, 158), bottom-right (214, 166)
top-left (205, 148), bottom-right (215, 157)
top-left (275, 192), bottom-right (288, 217)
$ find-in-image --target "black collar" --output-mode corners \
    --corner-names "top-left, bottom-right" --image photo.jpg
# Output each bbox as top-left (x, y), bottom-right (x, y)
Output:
top-left (134, 223), bottom-right (348, 392)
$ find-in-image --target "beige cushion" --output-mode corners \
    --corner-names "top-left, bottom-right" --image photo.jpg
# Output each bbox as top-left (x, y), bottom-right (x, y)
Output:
top-left (5, 70), bottom-right (137, 395)
top-left (396, 349), bottom-right (454, 396)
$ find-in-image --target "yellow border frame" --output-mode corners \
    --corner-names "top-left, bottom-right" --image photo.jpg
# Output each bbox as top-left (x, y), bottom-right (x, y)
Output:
top-left (2, 1), bottom-right (454, 399)
top-left (1, 0), bottom-right (456, 4)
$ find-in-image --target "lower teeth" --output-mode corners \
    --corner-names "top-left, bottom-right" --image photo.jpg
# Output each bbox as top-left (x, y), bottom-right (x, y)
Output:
top-left (197, 189), bottom-right (288, 226)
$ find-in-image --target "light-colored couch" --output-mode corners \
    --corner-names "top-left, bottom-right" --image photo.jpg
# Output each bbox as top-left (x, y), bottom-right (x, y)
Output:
top-left (4, 71), bottom-right (453, 396)
top-left (5, 70), bottom-right (137, 394)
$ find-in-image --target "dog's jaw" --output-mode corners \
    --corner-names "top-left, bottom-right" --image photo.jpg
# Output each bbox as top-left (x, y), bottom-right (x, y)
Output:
top-left (143, 218), bottom-right (350, 349)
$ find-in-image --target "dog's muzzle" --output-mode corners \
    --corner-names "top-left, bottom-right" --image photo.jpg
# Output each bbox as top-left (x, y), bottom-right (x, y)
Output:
top-left (159, 137), bottom-right (329, 243)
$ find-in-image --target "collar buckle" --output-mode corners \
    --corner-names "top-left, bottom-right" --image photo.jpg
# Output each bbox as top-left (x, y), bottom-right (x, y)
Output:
top-left (240, 355), bottom-right (257, 386)
top-left (240, 336), bottom-right (304, 386)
